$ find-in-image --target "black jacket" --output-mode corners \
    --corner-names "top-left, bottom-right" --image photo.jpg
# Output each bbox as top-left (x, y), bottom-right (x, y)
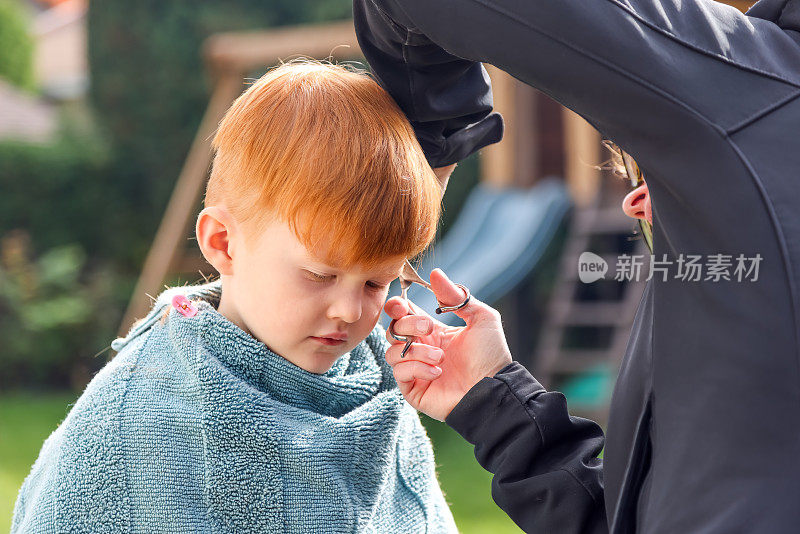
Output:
top-left (353, 0), bottom-right (800, 532)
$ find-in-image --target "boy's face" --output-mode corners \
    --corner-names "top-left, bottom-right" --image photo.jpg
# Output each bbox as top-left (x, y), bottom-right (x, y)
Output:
top-left (217, 215), bottom-right (404, 374)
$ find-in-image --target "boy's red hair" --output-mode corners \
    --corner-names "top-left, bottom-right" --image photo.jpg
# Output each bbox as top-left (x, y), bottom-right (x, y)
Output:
top-left (205, 59), bottom-right (441, 269)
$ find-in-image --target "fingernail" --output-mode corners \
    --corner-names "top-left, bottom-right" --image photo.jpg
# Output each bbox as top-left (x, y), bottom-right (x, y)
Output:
top-left (430, 366), bottom-right (442, 376)
top-left (417, 318), bottom-right (430, 333)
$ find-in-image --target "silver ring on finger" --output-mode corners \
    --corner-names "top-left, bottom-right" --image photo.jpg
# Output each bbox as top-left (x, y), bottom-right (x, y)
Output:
top-left (435, 283), bottom-right (471, 314)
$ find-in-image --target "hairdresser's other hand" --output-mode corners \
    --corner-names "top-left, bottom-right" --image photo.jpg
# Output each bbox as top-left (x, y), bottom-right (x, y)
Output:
top-left (433, 163), bottom-right (457, 195)
top-left (384, 268), bottom-right (512, 421)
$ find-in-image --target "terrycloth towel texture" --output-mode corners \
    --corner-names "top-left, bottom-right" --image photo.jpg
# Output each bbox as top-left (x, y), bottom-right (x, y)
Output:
top-left (12, 280), bottom-right (458, 533)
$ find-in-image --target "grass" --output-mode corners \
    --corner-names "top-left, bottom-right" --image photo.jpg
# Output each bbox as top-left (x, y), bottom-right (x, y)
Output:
top-left (0, 391), bottom-right (77, 532)
top-left (421, 415), bottom-right (523, 533)
top-left (0, 392), bottom-right (521, 533)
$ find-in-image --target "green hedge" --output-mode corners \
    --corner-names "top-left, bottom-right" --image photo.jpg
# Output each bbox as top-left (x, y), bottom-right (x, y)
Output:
top-left (0, 234), bottom-right (130, 390)
top-left (0, 117), bottom-right (135, 390)
top-left (0, 113), bottom-right (152, 263)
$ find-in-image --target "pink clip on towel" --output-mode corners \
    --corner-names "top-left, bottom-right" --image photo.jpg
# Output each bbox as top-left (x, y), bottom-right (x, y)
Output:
top-left (171, 294), bottom-right (198, 318)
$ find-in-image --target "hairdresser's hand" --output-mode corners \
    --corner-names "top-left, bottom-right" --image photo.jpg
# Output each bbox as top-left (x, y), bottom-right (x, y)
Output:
top-left (384, 268), bottom-right (512, 421)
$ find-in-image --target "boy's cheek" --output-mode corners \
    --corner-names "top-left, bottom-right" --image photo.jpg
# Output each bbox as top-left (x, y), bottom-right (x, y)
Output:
top-left (371, 292), bottom-right (391, 313)
top-left (362, 297), bottom-right (387, 329)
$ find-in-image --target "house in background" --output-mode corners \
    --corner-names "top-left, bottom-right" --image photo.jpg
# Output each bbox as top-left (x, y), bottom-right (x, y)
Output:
top-left (31, 0), bottom-right (87, 101)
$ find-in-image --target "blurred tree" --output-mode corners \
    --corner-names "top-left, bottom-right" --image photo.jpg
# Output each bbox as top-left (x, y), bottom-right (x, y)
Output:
top-left (0, 121), bottom-right (134, 389)
top-left (0, 0), bottom-right (34, 90)
top-left (0, 114), bottom-right (124, 259)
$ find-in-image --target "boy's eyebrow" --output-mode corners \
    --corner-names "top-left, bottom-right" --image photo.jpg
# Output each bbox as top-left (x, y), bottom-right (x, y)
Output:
top-left (303, 254), bottom-right (401, 280)
top-left (377, 268), bottom-right (401, 280)
top-left (371, 262), bottom-right (404, 278)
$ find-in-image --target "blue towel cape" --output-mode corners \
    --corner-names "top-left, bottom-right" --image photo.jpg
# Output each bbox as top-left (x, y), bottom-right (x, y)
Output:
top-left (12, 281), bottom-right (457, 533)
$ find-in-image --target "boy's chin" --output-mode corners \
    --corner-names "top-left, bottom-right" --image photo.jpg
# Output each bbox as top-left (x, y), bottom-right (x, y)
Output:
top-left (288, 349), bottom-right (346, 375)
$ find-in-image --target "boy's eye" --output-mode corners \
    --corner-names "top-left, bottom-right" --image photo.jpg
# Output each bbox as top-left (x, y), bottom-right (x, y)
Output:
top-left (305, 270), bottom-right (332, 282)
top-left (366, 281), bottom-right (389, 291)
top-left (303, 270), bottom-right (388, 290)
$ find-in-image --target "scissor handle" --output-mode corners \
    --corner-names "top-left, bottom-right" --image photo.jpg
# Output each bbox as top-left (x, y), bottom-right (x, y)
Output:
top-left (388, 318), bottom-right (411, 343)
top-left (388, 282), bottom-right (471, 358)
top-left (387, 318), bottom-right (414, 358)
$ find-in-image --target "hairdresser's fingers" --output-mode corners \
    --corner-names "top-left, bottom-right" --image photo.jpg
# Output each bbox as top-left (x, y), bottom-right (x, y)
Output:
top-left (429, 268), bottom-right (470, 311)
top-left (392, 360), bottom-right (443, 386)
top-left (384, 295), bottom-right (434, 320)
top-left (385, 342), bottom-right (443, 367)
top-left (385, 300), bottom-right (444, 346)
top-left (384, 296), bottom-right (411, 320)
top-left (385, 315), bottom-right (440, 346)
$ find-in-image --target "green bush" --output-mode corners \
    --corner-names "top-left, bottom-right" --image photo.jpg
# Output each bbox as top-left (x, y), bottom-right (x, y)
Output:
top-left (0, 115), bottom-right (137, 390)
top-left (0, 231), bottom-right (130, 390)
top-left (0, 0), bottom-right (33, 90)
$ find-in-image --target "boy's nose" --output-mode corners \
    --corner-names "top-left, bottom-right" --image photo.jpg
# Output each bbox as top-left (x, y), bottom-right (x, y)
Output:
top-left (327, 290), bottom-right (363, 324)
top-left (622, 183), bottom-right (653, 225)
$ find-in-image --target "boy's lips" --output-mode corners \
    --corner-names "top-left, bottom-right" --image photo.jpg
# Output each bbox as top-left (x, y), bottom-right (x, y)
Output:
top-left (319, 332), bottom-right (348, 340)
top-left (311, 332), bottom-right (348, 345)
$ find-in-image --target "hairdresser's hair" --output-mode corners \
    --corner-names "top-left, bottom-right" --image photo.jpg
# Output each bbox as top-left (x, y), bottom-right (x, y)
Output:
top-left (205, 59), bottom-right (441, 268)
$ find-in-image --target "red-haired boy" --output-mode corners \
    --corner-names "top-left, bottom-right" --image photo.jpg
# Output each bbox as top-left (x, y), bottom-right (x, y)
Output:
top-left (12, 60), bottom-right (457, 534)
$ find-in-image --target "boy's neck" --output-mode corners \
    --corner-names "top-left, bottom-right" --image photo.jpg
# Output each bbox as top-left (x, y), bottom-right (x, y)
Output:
top-left (216, 281), bottom-right (253, 338)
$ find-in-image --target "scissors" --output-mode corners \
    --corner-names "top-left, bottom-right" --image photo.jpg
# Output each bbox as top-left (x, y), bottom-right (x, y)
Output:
top-left (387, 260), bottom-right (471, 358)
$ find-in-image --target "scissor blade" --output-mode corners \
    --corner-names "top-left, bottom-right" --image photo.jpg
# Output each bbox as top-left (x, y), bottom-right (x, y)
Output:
top-left (400, 260), bottom-right (432, 291)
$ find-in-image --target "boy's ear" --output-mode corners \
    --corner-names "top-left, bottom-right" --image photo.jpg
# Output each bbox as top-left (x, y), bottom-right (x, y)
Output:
top-left (196, 206), bottom-right (238, 276)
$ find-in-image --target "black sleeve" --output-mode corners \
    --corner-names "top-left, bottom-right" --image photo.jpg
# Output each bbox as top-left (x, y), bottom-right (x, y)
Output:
top-left (353, 0), bottom-right (503, 168)
top-left (445, 362), bottom-right (607, 534)
top-left (353, 0), bottom-right (800, 188)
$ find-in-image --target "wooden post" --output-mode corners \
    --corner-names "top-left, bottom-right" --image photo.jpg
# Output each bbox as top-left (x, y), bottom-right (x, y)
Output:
top-left (481, 65), bottom-right (540, 188)
top-left (203, 20), bottom-right (360, 74)
top-left (562, 108), bottom-right (601, 208)
top-left (118, 73), bottom-right (244, 335)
